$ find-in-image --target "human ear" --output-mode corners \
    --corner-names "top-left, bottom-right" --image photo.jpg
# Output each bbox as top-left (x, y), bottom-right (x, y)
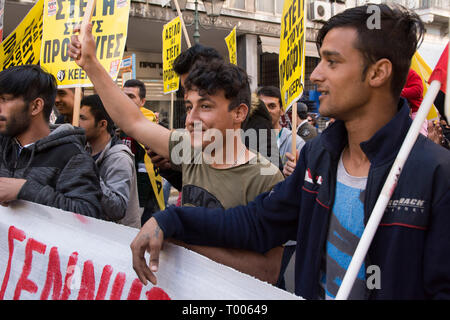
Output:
top-left (233, 103), bottom-right (249, 124)
top-left (367, 58), bottom-right (392, 88)
top-left (30, 98), bottom-right (45, 117)
top-left (99, 119), bottom-right (108, 129)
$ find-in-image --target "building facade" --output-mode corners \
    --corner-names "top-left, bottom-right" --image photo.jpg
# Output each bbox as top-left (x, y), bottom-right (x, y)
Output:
top-left (3, 0), bottom-right (449, 128)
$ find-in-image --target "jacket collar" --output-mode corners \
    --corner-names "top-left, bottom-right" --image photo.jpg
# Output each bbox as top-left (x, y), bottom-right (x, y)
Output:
top-left (320, 98), bottom-right (412, 166)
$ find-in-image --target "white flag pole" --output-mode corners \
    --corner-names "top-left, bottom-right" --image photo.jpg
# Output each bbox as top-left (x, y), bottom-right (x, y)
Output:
top-left (335, 80), bottom-right (442, 300)
top-left (445, 33), bottom-right (450, 121)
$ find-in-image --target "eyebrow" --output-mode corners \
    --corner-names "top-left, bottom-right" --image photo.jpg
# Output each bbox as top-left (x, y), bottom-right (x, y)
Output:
top-left (320, 50), bottom-right (343, 59)
top-left (185, 96), bottom-right (214, 105)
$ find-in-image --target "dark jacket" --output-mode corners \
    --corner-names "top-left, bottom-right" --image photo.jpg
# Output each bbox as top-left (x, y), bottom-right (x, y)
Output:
top-left (242, 98), bottom-right (280, 166)
top-left (154, 99), bottom-right (450, 299)
top-left (1, 124), bottom-right (103, 218)
top-left (297, 121), bottom-right (318, 142)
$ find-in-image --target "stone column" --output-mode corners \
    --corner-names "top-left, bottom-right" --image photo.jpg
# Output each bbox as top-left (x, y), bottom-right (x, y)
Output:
top-left (237, 33), bottom-right (258, 93)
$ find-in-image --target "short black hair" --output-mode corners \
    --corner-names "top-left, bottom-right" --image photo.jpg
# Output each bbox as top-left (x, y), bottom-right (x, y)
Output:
top-left (123, 79), bottom-right (146, 99)
top-left (0, 64), bottom-right (57, 122)
top-left (317, 4), bottom-right (425, 99)
top-left (173, 43), bottom-right (223, 76)
top-left (257, 86), bottom-right (282, 107)
top-left (184, 60), bottom-right (251, 122)
top-left (296, 102), bottom-right (308, 120)
top-left (81, 94), bottom-right (114, 134)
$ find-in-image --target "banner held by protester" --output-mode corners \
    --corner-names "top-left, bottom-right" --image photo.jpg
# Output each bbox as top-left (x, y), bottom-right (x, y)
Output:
top-left (279, 0), bottom-right (305, 111)
top-left (40, 0), bottom-right (130, 88)
top-left (225, 26), bottom-right (237, 65)
top-left (162, 16), bottom-right (182, 94)
top-left (0, 200), bottom-right (302, 300)
top-left (0, 0), bottom-right (43, 71)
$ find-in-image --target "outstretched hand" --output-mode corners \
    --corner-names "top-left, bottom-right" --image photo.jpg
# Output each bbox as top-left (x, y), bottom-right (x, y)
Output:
top-left (68, 23), bottom-right (98, 70)
top-left (130, 217), bottom-right (165, 285)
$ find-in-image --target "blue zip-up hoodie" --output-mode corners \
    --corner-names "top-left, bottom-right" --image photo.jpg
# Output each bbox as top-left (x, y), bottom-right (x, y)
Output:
top-left (154, 100), bottom-right (450, 300)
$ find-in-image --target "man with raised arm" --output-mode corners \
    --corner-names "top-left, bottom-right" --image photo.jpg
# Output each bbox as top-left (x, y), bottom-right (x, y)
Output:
top-left (69, 27), bottom-right (284, 284)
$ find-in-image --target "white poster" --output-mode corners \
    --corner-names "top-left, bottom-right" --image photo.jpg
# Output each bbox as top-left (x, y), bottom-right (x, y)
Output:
top-left (0, 200), bottom-right (301, 300)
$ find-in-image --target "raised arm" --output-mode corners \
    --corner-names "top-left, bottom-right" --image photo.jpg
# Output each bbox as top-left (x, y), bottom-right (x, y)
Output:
top-left (68, 24), bottom-right (171, 158)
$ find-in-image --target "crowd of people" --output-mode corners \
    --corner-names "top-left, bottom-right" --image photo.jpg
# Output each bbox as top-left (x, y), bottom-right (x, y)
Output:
top-left (0, 3), bottom-right (449, 299)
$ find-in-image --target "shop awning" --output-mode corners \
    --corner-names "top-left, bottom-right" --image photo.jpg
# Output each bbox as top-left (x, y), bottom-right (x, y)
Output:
top-left (260, 35), bottom-right (320, 58)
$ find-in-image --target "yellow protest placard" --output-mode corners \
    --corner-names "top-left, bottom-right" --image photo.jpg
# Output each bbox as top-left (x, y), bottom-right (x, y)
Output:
top-left (162, 16), bottom-right (181, 94)
top-left (0, 0), bottom-right (43, 71)
top-left (225, 26), bottom-right (237, 65)
top-left (40, 0), bottom-right (130, 87)
top-left (279, 0), bottom-right (306, 111)
top-left (139, 107), bottom-right (165, 211)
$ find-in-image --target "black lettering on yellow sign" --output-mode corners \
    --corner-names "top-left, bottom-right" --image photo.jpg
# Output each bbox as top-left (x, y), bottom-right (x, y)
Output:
top-left (279, 33), bottom-right (304, 97)
top-left (42, 33), bottom-right (123, 63)
top-left (1, 15), bottom-right (42, 70)
top-left (282, 0), bottom-right (303, 39)
top-left (153, 166), bottom-right (163, 194)
top-left (55, 0), bottom-right (115, 21)
top-left (164, 22), bottom-right (181, 41)
top-left (63, 20), bottom-right (104, 36)
top-left (3, 33), bottom-right (16, 58)
top-left (166, 44), bottom-right (180, 60)
top-left (68, 68), bottom-right (88, 80)
top-left (95, 33), bottom-right (123, 59)
top-left (163, 68), bottom-right (176, 82)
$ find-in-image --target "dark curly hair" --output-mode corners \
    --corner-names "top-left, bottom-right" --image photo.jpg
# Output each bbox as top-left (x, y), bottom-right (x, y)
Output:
top-left (0, 64), bottom-right (57, 123)
top-left (173, 43), bottom-right (223, 76)
top-left (184, 60), bottom-right (251, 122)
top-left (316, 3), bottom-right (425, 99)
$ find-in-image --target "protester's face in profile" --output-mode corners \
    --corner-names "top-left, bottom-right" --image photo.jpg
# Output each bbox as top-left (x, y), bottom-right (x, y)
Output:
top-left (0, 94), bottom-right (31, 137)
top-left (184, 88), bottom-right (235, 149)
top-left (259, 94), bottom-right (283, 128)
top-left (55, 88), bottom-right (74, 117)
top-left (310, 27), bottom-right (369, 120)
top-left (123, 87), bottom-right (145, 108)
top-left (79, 106), bottom-right (101, 142)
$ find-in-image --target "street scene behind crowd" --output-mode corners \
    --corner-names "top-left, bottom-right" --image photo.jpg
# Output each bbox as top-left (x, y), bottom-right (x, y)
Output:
top-left (0, 1), bottom-right (449, 300)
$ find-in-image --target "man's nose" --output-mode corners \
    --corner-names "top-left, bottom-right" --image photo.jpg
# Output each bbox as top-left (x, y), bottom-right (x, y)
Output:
top-left (185, 108), bottom-right (200, 127)
top-left (310, 62), bottom-right (323, 85)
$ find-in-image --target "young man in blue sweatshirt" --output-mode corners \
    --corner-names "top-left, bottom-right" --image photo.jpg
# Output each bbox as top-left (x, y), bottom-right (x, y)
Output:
top-left (125, 4), bottom-right (450, 299)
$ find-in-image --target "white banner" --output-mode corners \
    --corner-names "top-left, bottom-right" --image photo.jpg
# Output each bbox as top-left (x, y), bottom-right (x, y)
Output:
top-left (0, 201), bottom-right (301, 300)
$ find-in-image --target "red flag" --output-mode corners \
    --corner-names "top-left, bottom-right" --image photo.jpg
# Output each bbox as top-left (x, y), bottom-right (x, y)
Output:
top-left (429, 42), bottom-right (449, 94)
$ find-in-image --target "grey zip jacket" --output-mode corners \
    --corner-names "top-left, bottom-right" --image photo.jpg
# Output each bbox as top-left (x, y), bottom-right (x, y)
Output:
top-left (93, 136), bottom-right (141, 228)
top-left (0, 123), bottom-right (103, 218)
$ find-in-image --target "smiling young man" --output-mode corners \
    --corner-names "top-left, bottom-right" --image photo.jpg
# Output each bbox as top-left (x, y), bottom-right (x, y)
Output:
top-left (54, 88), bottom-right (75, 124)
top-left (126, 5), bottom-right (450, 299)
top-left (68, 29), bottom-right (284, 284)
top-left (0, 65), bottom-right (102, 217)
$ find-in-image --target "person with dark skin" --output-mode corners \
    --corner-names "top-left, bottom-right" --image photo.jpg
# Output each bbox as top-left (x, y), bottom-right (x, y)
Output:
top-left (0, 65), bottom-right (102, 217)
top-left (54, 88), bottom-right (75, 124)
top-left (126, 5), bottom-right (450, 299)
top-left (68, 32), bottom-right (285, 284)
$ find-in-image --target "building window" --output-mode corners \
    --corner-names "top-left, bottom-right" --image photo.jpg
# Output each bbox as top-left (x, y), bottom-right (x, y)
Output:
top-left (228, 0), bottom-right (245, 10)
top-left (256, 0), bottom-right (284, 14)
